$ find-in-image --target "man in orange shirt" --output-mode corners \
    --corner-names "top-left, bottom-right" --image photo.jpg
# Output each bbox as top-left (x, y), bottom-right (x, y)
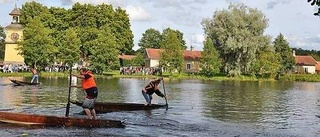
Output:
top-left (71, 68), bottom-right (98, 119)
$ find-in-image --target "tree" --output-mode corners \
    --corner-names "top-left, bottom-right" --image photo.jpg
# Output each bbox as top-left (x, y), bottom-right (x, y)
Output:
top-left (202, 3), bottom-right (270, 76)
top-left (19, 2), bottom-right (134, 71)
top-left (200, 37), bottom-right (221, 76)
top-left (18, 17), bottom-right (56, 68)
top-left (58, 28), bottom-right (81, 67)
top-left (162, 28), bottom-right (187, 50)
top-left (20, 1), bottom-right (51, 27)
top-left (112, 8), bottom-right (134, 55)
top-left (160, 30), bottom-right (184, 74)
top-left (253, 45), bottom-right (281, 78)
top-left (133, 52), bottom-right (145, 66)
top-left (0, 26), bottom-right (5, 60)
top-left (89, 25), bottom-right (119, 74)
top-left (307, 0), bottom-right (320, 16)
top-left (138, 28), bottom-right (162, 53)
top-left (273, 33), bottom-right (295, 73)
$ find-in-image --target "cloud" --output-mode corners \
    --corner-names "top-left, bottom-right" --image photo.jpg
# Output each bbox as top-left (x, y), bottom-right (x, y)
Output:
top-left (125, 5), bottom-right (152, 21)
top-left (266, 0), bottom-right (291, 9)
top-left (185, 33), bottom-right (205, 50)
top-left (60, 0), bottom-right (126, 7)
top-left (286, 34), bottom-right (320, 50)
top-left (0, 0), bottom-right (11, 3)
top-left (140, 0), bottom-right (207, 9)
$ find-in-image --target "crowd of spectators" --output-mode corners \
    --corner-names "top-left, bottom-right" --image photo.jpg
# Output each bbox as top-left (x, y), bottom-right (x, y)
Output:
top-left (0, 64), bottom-right (29, 73)
top-left (120, 66), bottom-right (162, 76)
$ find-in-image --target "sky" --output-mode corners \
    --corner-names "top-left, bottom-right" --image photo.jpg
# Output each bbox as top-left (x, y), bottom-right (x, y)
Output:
top-left (0, 0), bottom-right (320, 51)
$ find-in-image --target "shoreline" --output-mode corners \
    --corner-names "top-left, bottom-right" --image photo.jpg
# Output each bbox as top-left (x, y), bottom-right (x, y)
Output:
top-left (1, 71), bottom-right (319, 82)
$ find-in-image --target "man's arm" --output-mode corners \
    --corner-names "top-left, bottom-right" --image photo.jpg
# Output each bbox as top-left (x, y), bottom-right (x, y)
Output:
top-left (71, 73), bottom-right (85, 79)
top-left (70, 85), bottom-right (82, 88)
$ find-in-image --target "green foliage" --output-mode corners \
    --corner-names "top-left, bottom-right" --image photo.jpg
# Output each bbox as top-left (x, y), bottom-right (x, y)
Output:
top-left (202, 3), bottom-right (270, 77)
top-left (58, 28), bottom-right (81, 65)
top-left (89, 25), bottom-right (119, 74)
top-left (138, 28), bottom-right (162, 53)
top-left (20, 1), bottom-right (51, 27)
top-left (133, 52), bottom-right (145, 66)
top-left (253, 50), bottom-right (281, 78)
top-left (162, 28), bottom-right (187, 50)
top-left (273, 33), bottom-right (295, 73)
top-left (19, 17), bottom-right (56, 68)
top-left (112, 8), bottom-right (134, 54)
top-left (280, 74), bottom-right (320, 82)
top-left (200, 37), bottom-right (221, 76)
top-left (0, 26), bottom-right (5, 60)
top-left (19, 1), bottom-right (133, 72)
top-left (160, 30), bottom-right (184, 74)
top-left (292, 47), bottom-right (320, 61)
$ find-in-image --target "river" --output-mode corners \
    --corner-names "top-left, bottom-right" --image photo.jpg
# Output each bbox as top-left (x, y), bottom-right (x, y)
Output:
top-left (0, 77), bottom-right (320, 136)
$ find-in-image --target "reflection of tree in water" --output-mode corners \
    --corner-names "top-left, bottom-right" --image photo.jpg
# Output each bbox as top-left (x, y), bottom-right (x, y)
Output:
top-left (202, 81), bottom-right (294, 124)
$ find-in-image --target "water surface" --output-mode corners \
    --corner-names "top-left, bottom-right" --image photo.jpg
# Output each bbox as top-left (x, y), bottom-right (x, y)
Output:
top-left (0, 77), bottom-right (320, 136)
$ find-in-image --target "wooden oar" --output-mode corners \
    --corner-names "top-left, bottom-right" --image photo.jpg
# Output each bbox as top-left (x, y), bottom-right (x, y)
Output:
top-left (65, 67), bottom-right (72, 117)
top-left (162, 78), bottom-right (168, 110)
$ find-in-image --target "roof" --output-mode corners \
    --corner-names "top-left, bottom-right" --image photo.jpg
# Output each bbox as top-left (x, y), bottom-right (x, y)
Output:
top-left (183, 50), bottom-right (202, 60)
top-left (5, 23), bottom-right (23, 29)
top-left (9, 4), bottom-right (20, 16)
top-left (118, 55), bottom-right (136, 60)
top-left (316, 61), bottom-right (320, 71)
top-left (145, 48), bottom-right (161, 59)
top-left (145, 48), bottom-right (202, 60)
top-left (295, 56), bottom-right (317, 66)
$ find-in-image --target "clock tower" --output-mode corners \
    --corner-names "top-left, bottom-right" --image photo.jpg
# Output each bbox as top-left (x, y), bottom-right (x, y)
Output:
top-left (4, 3), bottom-right (24, 65)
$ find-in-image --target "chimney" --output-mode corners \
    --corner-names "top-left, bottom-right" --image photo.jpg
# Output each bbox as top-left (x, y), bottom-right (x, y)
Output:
top-left (190, 45), bottom-right (194, 51)
top-left (292, 50), bottom-right (296, 57)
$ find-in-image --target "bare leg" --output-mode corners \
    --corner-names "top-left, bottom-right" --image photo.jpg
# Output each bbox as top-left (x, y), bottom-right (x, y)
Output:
top-left (91, 109), bottom-right (97, 119)
top-left (84, 108), bottom-right (93, 119)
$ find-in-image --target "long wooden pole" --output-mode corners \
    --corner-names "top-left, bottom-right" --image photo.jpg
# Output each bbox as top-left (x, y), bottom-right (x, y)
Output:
top-left (65, 67), bottom-right (72, 117)
top-left (162, 78), bottom-right (168, 110)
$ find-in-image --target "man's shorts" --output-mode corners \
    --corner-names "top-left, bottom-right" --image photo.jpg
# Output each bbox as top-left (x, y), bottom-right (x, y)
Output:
top-left (82, 98), bottom-right (96, 110)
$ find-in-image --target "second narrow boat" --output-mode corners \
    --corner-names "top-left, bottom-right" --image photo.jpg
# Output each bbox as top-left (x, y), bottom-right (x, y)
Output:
top-left (71, 101), bottom-right (167, 113)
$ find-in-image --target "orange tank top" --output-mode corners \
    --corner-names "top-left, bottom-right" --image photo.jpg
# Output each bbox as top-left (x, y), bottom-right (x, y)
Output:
top-left (82, 72), bottom-right (97, 90)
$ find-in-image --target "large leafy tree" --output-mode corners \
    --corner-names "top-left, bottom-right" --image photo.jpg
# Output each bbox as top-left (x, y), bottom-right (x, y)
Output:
top-left (89, 25), bottom-right (119, 74)
top-left (200, 37), bottom-right (221, 76)
top-left (133, 52), bottom-right (145, 66)
top-left (19, 1), bottom-right (134, 71)
top-left (273, 33), bottom-right (295, 73)
top-left (0, 26), bottom-right (5, 60)
top-left (113, 8), bottom-right (134, 55)
top-left (202, 3), bottom-right (270, 76)
top-left (19, 1), bottom-right (51, 27)
top-left (138, 28), bottom-right (162, 53)
top-left (308, 0), bottom-right (320, 16)
top-left (160, 30), bottom-right (184, 74)
top-left (253, 45), bottom-right (281, 78)
top-left (18, 17), bottom-right (56, 68)
top-left (162, 28), bottom-right (187, 50)
top-left (58, 28), bottom-right (81, 66)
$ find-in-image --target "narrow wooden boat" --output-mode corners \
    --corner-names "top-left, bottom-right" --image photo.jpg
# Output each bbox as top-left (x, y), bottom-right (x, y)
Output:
top-left (10, 79), bottom-right (40, 86)
top-left (71, 101), bottom-right (167, 113)
top-left (0, 111), bottom-right (124, 128)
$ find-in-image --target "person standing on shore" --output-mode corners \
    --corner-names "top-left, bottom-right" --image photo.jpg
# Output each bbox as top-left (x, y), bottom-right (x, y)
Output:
top-left (70, 67), bottom-right (98, 119)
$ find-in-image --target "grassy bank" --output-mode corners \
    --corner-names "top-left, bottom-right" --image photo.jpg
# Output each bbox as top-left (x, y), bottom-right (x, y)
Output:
top-left (1, 71), bottom-right (320, 82)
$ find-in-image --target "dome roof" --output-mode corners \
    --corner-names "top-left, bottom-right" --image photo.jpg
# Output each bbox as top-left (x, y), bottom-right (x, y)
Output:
top-left (5, 24), bottom-right (23, 29)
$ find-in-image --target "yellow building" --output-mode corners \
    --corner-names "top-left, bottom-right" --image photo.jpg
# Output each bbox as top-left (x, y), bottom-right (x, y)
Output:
top-left (4, 4), bottom-right (24, 65)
